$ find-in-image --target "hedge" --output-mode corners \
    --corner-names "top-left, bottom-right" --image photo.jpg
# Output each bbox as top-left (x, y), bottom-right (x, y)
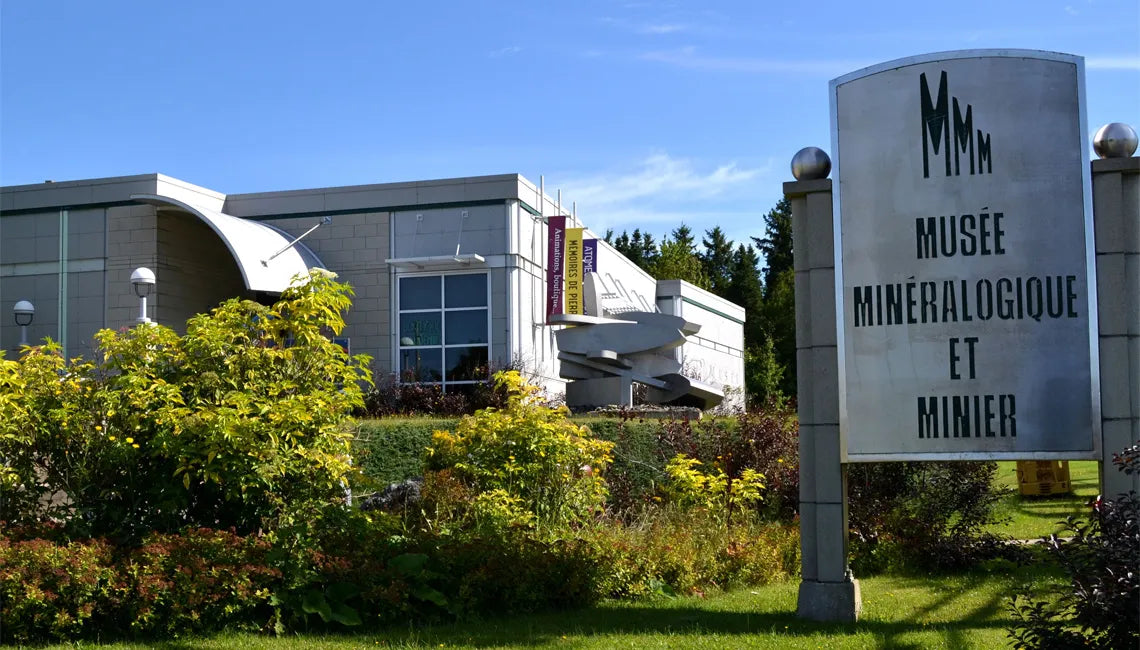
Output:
top-left (354, 418), bottom-right (459, 487)
top-left (353, 416), bottom-right (675, 487)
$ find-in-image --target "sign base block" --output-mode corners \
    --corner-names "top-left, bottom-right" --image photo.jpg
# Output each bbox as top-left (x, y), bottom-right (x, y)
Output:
top-left (797, 577), bottom-right (862, 622)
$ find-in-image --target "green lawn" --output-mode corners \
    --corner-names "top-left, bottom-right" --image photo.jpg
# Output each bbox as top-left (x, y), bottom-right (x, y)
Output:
top-left (986, 460), bottom-right (1100, 540)
top-left (37, 568), bottom-right (1061, 650)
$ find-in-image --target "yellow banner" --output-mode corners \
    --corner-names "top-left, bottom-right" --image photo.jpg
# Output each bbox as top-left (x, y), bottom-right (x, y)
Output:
top-left (564, 227), bottom-right (584, 315)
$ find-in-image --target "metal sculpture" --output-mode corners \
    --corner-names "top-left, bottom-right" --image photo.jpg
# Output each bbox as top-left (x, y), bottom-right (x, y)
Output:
top-left (551, 273), bottom-right (723, 409)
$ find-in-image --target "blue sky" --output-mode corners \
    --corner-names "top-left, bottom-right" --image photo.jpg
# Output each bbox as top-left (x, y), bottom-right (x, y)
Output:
top-left (2, 1), bottom-right (1137, 247)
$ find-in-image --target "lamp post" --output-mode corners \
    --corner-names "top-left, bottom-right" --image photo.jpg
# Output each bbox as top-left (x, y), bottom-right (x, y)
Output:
top-left (400, 336), bottom-right (415, 380)
top-left (131, 267), bottom-right (155, 324)
top-left (13, 300), bottom-right (34, 346)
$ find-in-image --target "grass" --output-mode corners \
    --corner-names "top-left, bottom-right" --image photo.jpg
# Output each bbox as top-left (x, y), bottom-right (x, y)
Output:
top-left (986, 460), bottom-right (1100, 540)
top-left (35, 567), bottom-right (1061, 649)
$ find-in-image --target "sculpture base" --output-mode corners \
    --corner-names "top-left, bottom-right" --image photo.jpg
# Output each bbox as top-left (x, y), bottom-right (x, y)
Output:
top-left (797, 578), bottom-right (861, 622)
top-left (565, 376), bottom-right (633, 409)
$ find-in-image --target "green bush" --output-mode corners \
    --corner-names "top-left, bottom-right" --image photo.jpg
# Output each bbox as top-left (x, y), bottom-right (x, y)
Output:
top-left (1008, 445), bottom-right (1140, 649)
top-left (0, 270), bottom-right (372, 542)
top-left (428, 535), bottom-right (603, 618)
top-left (848, 461), bottom-right (1020, 574)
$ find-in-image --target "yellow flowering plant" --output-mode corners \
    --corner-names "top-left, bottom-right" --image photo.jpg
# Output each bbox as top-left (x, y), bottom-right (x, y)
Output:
top-left (424, 371), bottom-right (613, 531)
top-left (662, 454), bottom-right (766, 524)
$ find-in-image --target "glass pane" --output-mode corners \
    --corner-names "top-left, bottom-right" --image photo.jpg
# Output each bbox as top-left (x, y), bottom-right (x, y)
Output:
top-left (399, 313), bottom-right (442, 346)
top-left (400, 348), bottom-right (442, 383)
top-left (445, 274), bottom-right (487, 308)
top-left (446, 346), bottom-right (489, 382)
top-left (400, 276), bottom-right (440, 310)
top-left (445, 309), bottom-right (487, 345)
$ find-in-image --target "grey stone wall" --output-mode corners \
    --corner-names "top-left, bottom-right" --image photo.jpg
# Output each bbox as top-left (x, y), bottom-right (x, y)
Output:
top-left (155, 211), bottom-right (249, 329)
top-left (1, 208), bottom-right (107, 358)
top-left (105, 204), bottom-right (158, 329)
top-left (262, 212), bottom-right (391, 372)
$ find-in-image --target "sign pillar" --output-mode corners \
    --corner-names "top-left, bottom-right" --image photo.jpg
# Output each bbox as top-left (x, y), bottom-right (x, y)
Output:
top-left (785, 163), bottom-right (861, 622)
top-left (1090, 138), bottom-right (1140, 498)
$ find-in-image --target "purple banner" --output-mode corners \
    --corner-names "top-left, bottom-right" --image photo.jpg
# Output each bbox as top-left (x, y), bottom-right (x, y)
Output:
top-left (546, 216), bottom-right (565, 320)
top-left (583, 238), bottom-right (597, 275)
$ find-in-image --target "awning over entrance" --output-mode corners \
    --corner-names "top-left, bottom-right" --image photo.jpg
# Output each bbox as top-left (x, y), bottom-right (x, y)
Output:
top-left (130, 193), bottom-right (323, 293)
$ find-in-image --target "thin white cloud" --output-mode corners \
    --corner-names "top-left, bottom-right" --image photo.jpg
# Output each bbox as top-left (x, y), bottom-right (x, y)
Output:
top-left (562, 153), bottom-right (763, 205)
top-left (554, 153), bottom-right (773, 236)
top-left (640, 46), bottom-right (869, 75)
top-left (1065, 5), bottom-right (1079, 15)
top-left (489, 46), bottom-right (522, 58)
top-left (639, 23), bottom-right (687, 35)
top-left (1086, 56), bottom-right (1140, 70)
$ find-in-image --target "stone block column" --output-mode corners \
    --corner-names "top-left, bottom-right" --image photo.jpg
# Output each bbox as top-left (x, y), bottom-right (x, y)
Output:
top-left (785, 156), bottom-right (860, 622)
top-left (1091, 152), bottom-right (1140, 498)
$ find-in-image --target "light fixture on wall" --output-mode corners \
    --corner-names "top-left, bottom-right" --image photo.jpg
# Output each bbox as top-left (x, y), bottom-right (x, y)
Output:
top-left (131, 267), bottom-right (156, 324)
top-left (13, 300), bottom-right (34, 346)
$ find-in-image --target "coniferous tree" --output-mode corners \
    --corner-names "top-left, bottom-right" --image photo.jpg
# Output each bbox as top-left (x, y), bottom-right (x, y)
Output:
top-left (604, 228), bottom-right (658, 274)
top-left (752, 197), bottom-right (793, 290)
top-left (701, 226), bottom-right (736, 297)
top-left (670, 224), bottom-right (698, 253)
top-left (726, 243), bottom-right (786, 404)
top-left (759, 268), bottom-right (797, 398)
top-left (726, 244), bottom-right (764, 341)
top-left (751, 197), bottom-right (797, 398)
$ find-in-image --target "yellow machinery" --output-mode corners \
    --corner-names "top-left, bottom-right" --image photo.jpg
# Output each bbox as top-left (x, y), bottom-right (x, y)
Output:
top-left (1016, 460), bottom-right (1073, 496)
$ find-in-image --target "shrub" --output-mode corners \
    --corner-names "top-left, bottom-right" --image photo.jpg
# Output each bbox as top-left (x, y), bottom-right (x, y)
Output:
top-left (359, 359), bottom-right (524, 418)
top-left (353, 418), bottom-right (458, 487)
top-left (361, 375), bottom-right (471, 417)
top-left (0, 270), bottom-right (372, 542)
top-left (429, 535), bottom-right (603, 618)
top-left (424, 371), bottom-right (613, 529)
top-left (1008, 445), bottom-right (1140, 649)
top-left (124, 528), bottom-right (280, 637)
top-left (583, 514), bottom-right (799, 599)
top-left (662, 454), bottom-right (765, 524)
top-left (265, 504), bottom-right (433, 630)
top-left (847, 461), bottom-right (1018, 573)
top-left (0, 537), bottom-right (123, 643)
top-left (590, 405), bottom-right (799, 521)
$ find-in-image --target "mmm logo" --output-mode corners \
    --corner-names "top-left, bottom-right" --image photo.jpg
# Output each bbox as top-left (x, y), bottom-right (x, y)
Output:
top-left (920, 71), bottom-right (992, 178)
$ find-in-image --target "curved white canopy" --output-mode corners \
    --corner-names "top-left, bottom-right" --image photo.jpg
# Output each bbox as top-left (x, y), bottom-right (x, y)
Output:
top-left (130, 193), bottom-right (321, 293)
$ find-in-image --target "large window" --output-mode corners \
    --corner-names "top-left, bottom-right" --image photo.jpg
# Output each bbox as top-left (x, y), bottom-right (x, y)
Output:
top-left (398, 272), bottom-right (489, 391)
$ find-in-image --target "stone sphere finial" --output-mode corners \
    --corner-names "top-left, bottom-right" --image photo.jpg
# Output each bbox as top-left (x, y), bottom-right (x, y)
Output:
top-left (1093, 123), bottom-right (1138, 159)
top-left (791, 147), bottom-right (831, 180)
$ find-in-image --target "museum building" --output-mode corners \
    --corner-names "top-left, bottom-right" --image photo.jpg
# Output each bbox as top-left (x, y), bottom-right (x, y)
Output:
top-left (0, 173), bottom-right (745, 405)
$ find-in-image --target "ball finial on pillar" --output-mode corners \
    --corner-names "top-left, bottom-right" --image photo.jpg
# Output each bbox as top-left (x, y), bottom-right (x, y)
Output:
top-left (791, 147), bottom-right (832, 180)
top-left (1093, 123), bottom-right (1138, 159)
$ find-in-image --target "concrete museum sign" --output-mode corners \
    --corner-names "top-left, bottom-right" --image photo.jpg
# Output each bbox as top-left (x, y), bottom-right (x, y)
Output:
top-left (831, 50), bottom-right (1100, 461)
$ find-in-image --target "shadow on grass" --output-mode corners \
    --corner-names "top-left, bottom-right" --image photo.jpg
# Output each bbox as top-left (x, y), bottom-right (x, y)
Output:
top-left (150, 596), bottom-right (1017, 649)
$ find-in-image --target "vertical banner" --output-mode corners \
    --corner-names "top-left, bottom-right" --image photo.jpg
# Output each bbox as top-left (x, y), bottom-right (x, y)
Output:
top-left (546, 216), bottom-right (566, 320)
top-left (565, 227), bottom-right (584, 315)
top-left (582, 239), bottom-right (597, 274)
top-left (582, 238), bottom-right (598, 315)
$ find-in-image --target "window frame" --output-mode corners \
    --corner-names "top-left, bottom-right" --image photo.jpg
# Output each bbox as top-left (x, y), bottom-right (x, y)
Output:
top-left (395, 270), bottom-right (491, 391)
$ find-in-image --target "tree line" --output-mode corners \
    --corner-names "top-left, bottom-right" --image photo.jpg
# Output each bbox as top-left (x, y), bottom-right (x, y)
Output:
top-left (604, 198), bottom-right (794, 405)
